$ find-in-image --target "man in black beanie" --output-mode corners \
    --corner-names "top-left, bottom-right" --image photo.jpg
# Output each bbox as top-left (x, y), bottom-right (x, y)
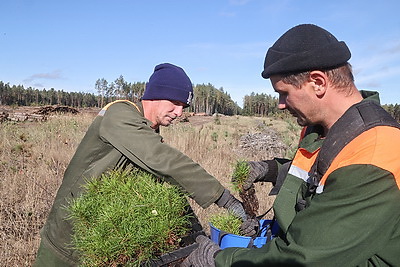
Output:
top-left (34, 63), bottom-right (253, 266)
top-left (183, 24), bottom-right (400, 267)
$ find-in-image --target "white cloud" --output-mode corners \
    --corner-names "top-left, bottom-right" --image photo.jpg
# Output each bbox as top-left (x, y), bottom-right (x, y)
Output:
top-left (23, 69), bottom-right (63, 83)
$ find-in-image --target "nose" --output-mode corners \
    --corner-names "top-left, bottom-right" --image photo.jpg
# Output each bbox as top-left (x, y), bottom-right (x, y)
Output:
top-left (278, 95), bottom-right (286, 110)
top-left (174, 105), bottom-right (183, 117)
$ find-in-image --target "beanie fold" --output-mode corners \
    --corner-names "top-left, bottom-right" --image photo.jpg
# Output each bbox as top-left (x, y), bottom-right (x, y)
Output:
top-left (143, 84), bottom-right (193, 107)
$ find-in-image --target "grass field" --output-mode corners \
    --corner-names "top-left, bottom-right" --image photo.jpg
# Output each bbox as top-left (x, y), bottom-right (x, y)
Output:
top-left (0, 108), bottom-right (300, 266)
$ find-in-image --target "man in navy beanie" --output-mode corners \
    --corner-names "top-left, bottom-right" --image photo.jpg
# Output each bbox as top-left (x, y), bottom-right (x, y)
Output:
top-left (34, 63), bottom-right (252, 266)
top-left (183, 24), bottom-right (400, 267)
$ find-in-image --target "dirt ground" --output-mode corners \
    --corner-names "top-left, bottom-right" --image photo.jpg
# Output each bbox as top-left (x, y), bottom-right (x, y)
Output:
top-left (186, 114), bottom-right (214, 126)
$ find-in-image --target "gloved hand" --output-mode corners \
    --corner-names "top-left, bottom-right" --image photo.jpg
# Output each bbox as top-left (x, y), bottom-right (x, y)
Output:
top-left (269, 160), bottom-right (291, 195)
top-left (240, 217), bottom-right (259, 237)
top-left (233, 160), bottom-right (278, 191)
top-left (215, 189), bottom-right (247, 221)
top-left (181, 235), bottom-right (220, 267)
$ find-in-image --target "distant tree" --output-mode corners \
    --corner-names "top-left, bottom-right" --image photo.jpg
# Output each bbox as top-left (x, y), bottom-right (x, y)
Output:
top-left (95, 78), bottom-right (108, 108)
top-left (383, 104), bottom-right (400, 122)
top-left (114, 75), bottom-right (131, 100)
top-left (190, 83), bottom-right (240, 115)
top-left (242, 92), bottom-right (279, 116)
top-left (130, 82), bottom-right (146, 102)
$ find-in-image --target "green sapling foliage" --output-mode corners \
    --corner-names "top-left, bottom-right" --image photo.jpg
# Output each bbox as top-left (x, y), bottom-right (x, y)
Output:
top-left (231, 160), bottom-right (250, 192)
top-left (67, 169), bottom-right (192, 266)
top-left (210, 211), bottom-right (242, 236)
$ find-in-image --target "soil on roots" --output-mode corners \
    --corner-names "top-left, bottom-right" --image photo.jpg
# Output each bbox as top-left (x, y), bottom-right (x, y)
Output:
top-left (239, 186), bottom-right (259, 218)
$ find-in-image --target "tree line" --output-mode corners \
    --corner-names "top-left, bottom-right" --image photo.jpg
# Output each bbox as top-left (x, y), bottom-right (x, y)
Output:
top-left (1, 79), bottom-right (399, 121)
top-left (242, 92), bottom-right (279, 116)
top-left (95, 77), bottom-right (241, 115)
top-left (382, 104), bottom-right (400, 122)
top-left (0, 81), bottom-right (97, 108)
top-left (0, 78), bottom-right (244, 115)
top-left (0, 78), bottom-right (280, 116)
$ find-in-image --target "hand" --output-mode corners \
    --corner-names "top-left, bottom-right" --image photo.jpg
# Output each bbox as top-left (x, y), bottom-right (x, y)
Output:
top-left (181, 235), bottom-right (220, 267)
top-left (240, 217), bottom-right (259, 237)
top-left (269, 160), bottom-right (291, 195)
top-left (234, 160), bottom-right (278, 191)
top-left (231, 161), bottom-right (259, 191)
top-left (215, 189), bottom-right (247, 221)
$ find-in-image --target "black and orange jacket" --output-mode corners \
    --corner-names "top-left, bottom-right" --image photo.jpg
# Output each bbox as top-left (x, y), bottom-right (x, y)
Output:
top-left (216, 92), bottom-right (400, 267)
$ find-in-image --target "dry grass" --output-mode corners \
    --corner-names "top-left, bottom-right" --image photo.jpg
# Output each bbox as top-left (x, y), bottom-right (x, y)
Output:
top-left (0, 112), bottom-right (96, 266)
top-left (0, 111), bottom-right (300, 266)
top-left (161, 114), bottom-right (300, 234)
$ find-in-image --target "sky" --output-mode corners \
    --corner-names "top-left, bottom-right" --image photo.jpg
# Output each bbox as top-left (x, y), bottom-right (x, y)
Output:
top-left (1, 0), bottom-right (400, 107)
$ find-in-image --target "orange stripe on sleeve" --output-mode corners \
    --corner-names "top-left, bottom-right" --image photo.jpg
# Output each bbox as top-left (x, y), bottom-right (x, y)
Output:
top-left (321, 126), bottom-right (400, 189)
top-left (292, 147), bottom-right (320, 171)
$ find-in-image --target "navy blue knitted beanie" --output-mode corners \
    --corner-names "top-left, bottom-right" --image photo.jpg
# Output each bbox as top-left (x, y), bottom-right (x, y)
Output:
top-left (262, 24), bottom-right (351, 78)
top-left (142, 63), bottom-right (193, 107)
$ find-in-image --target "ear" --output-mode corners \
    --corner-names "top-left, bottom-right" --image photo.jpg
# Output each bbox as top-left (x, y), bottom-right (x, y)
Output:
top-left (309, 71), bottom-right (328, 97)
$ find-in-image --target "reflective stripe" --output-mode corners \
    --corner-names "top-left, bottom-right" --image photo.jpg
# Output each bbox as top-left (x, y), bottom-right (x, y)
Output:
top-left (316, 184), bottom-right (324, 194)
top-left (98, 100), bottom-right (140, 116)
top-left (288, 165), bottom-right (309, 183)
top-left (289, 164), bottom-right (325, 194)
top-left (98, 109), bottom-right (106, 116)
top-left (289, 147), bottom-right (325, 193)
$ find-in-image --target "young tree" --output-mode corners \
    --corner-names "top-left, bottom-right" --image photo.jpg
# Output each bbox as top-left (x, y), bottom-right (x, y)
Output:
top-left (95, 78), bottom-right (108, 108)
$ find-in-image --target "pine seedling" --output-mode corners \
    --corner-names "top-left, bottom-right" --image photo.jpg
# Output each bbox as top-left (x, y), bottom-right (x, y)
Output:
top-left (231, 160), bottom-right (250, 192)
top-left (210, 211), bottom-right (242, 236)
top-left (231, 160), bottom-right (259, 218)
top-left (67, 169), bottom-right (192, 266)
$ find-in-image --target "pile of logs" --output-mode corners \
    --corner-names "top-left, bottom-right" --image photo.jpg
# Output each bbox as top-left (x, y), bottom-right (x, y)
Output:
top-left (0, 105), bottom-right (79, 123)
top-left (1, 112), bottom-right (47, 122)
top-left (34, 105), bottom-right (79, 115)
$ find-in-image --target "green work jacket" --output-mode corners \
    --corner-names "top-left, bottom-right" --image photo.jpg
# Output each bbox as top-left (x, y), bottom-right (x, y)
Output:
top-left (215, 92), bottom-right (400, 267)
top-left (40, 100), bottom-right (225, 264)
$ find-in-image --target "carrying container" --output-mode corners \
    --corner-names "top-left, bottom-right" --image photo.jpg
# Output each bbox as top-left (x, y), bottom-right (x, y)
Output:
top-left (209, 219), bottom-right (279, 249)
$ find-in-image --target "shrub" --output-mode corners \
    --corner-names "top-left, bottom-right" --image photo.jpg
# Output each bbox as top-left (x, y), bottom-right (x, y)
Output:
top-left (67, 169), bottom-right (192, 266)
top-left (211, 132), bottom-right (218, 142)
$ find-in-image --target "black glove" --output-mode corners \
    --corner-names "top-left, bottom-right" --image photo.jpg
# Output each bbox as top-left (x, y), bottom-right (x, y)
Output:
top-left (181, 235), bottom-right (220, 267)
top-left (215, 189), bottom-right (247, 221)
top-left (240, 217), bottom-right (259, 237)
top-left (234, 160), bottom-right (278, 191)
top-left (269, 160), bottom-right (291, 195)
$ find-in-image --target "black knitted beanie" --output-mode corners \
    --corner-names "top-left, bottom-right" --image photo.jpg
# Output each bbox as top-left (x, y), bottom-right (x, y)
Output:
top-left (261, 24), bottom-right (351, 79)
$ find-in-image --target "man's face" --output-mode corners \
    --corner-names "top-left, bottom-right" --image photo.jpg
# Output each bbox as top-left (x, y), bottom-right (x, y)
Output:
top-left (270, 76), bottom-right (319, 127)
top-left (152, 100), bottom-right (185, 127)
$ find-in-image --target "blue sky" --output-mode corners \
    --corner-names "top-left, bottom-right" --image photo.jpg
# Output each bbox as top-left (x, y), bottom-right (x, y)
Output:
top-left (1, 0), bottom-right (400, 107)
